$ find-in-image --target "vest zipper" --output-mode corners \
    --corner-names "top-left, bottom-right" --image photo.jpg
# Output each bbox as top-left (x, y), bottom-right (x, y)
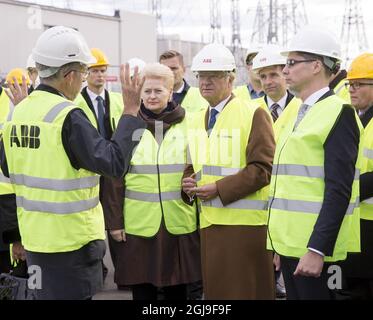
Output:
top-left (156, 140), bottom-right (165, 219)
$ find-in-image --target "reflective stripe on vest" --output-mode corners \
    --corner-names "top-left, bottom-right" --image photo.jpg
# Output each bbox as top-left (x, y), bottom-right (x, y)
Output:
top-left (203, 165), bottom-right (240, 176)
top-left (125, 189), bottom-right (181, 202)
top-left (203, 196), bottom-right (268, 211)
top-left (267, 95), bottom-right (362, 261)
top-left (6, 106), bottom-right (14, 121)
top-left (124, 120), bottom-right (197, 237)
top-left (270, 197), bottom-right (359, 215)
top-left (3, 92), bottom-right (105, 252)
top-left (362, 197), bottom-right (373, 205)
top-left (43, 101), bottom-right (72, 123)
top-left (273, 164), bottom-right (360, 180)
top-left (188, 97), bottom-right (268, 228)
top-left (129, 164), bottom-right (185, 174)
top-left (16, 195), bottom-right (99, 214)
top-left (0, 172), bottom-right (11, 184)
top-left (9, 174), bottom-right (99, 191)
top-left (363, 148), bottom-right (373, 160)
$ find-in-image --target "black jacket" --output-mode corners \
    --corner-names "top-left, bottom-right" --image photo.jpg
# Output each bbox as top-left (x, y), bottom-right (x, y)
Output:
top-left (80, 86), bottom-right (115, 139)
top-left (0, 84), bottom-right (146, 244)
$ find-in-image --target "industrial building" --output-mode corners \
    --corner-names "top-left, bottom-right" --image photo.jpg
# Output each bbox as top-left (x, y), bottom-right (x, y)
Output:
top-left (0, 0), bottom-right (157, 91)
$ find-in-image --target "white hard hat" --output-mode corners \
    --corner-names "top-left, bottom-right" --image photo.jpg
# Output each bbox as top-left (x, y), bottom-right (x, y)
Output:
top-left (127, 57), bottom-right (146, 77)
top-left (191, 43), bottom-right (236, 72)
top-left (246, 44), bottom-right (264, 62)
top-left (26, 54), bottom-right (36, 69)
top-left (252, 44), bottom-right (286, 72)
top-left (32, 26), bottom-right (95, 77)
top-left (281, 26), bottom-right (341, 69)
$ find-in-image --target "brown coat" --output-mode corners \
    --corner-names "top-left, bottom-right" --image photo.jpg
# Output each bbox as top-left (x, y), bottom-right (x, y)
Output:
top-left (183, 97), bottom-right (276, 299)
top-left (105, 102), bottom-right (202, 287)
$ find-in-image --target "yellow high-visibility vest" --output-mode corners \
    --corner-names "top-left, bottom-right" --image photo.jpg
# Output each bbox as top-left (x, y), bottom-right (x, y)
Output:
top-left (267, 95), bottom-right (362, 262)
top-left (180, 87), bottom-right (208, 113)
top-left (188, 97), bottom-right (269, 229)
top-left (124, 118), bottom-right (197, 237)
top-left (3, 90), bottom-right (104, 253)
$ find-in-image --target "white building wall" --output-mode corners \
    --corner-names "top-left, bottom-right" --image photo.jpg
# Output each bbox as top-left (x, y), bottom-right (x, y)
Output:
top-left (119, 10), bottom-right (157, 65)
top-left (0, 0), bottom-right (157, 91)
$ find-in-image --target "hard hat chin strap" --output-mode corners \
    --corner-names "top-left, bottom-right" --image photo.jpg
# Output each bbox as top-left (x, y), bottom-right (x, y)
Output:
top-left (322, 56), bottom-right (340, 74)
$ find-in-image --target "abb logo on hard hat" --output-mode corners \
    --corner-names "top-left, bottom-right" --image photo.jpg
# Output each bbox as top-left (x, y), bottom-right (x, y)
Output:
top-left (203, 59), bottom-right (212, 63)
top-left (260, 58), bottom-right (267, 62)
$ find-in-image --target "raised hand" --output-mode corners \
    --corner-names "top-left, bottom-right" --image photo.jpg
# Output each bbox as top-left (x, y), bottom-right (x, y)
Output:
top-left (120, 63), bottom-right (145, 117)
top-left (6, 76), bottom-right (28, 106)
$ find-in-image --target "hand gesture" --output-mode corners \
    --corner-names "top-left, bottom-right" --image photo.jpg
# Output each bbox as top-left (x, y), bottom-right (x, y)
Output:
top-left (6, 76), bottom-right (28, 106)
top-left (120, 63), bottom-right (145, 117)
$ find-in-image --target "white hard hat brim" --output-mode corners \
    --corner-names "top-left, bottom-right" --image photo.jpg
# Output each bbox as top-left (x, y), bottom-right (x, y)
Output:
top-left (191, 67), bottom-right (235, 72)
top-left (252, 63), bottom-right (285, 73)
top-left (280, 48), bottom-right (342, 61)
top-left (32, 50), bottom-right (96, 67)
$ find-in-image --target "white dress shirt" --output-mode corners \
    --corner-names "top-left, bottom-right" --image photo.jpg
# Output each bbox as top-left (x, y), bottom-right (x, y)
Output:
top-left (302, 87), bottom-right (330, 108)
top-left (174, 81), bottom-right (185, 94)
top-left (208, 95), bottom-right (232, 124)
top-left (87, 87), bottom-right (106, 119)
top-left (267, 92), bottom-right (288, 117)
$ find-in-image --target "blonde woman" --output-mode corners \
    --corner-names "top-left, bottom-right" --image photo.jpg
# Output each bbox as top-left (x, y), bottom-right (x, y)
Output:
top-left (108, 63), bottom-right (201, 300)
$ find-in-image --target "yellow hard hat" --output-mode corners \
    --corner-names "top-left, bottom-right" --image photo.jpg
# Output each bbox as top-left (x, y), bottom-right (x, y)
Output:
top-left (6, 68), bottom-right (31, 85)
top-left (347, 53), bottom-right (373, 80)
top-left (90, 48), bottom-right (109, 68)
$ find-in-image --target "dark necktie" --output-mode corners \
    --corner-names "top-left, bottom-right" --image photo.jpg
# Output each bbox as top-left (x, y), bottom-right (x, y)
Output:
top-left (208, 108), bottom-right (219, 131)
top-left (270, 103), bottom-right (280, 122)
top-left (96, 96), bottom-right (106, 138)
top-left (172, 92), bottom-right (184, 106)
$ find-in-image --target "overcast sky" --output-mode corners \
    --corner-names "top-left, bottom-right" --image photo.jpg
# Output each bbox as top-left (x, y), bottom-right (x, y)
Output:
top-left (20, 0), bottom-right (372, 60)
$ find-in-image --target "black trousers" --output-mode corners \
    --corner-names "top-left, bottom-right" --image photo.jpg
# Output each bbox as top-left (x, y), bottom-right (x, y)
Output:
top-left (26, 240), bottom-right (105, 300)
top-left (280, 255), bottom-right (335, 300)
top-left (343, 277), bottom-right (373, 300)
top-left (0, 250), bottom-right (11, 273)
top-left (132, 283), bottom-right (187, 301)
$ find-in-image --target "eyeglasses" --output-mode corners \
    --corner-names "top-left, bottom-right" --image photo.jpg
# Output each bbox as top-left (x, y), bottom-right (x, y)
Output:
top-left (64, 69), bottom-right (89, 80)
top-left (285, 59), bottom-right (317, 67)
top-left (345, 82), bottom-right (373, 90)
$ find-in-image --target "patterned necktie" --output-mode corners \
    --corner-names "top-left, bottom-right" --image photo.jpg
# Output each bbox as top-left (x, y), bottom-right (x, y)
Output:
top-left (293, 103), bottom-right (310, 129)
top-left (96, 96), bottom-right (106, 138)
top-left (208, 108), bottom-right (219, 131)
top-left (270, 103), bottom-right (280, 122)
